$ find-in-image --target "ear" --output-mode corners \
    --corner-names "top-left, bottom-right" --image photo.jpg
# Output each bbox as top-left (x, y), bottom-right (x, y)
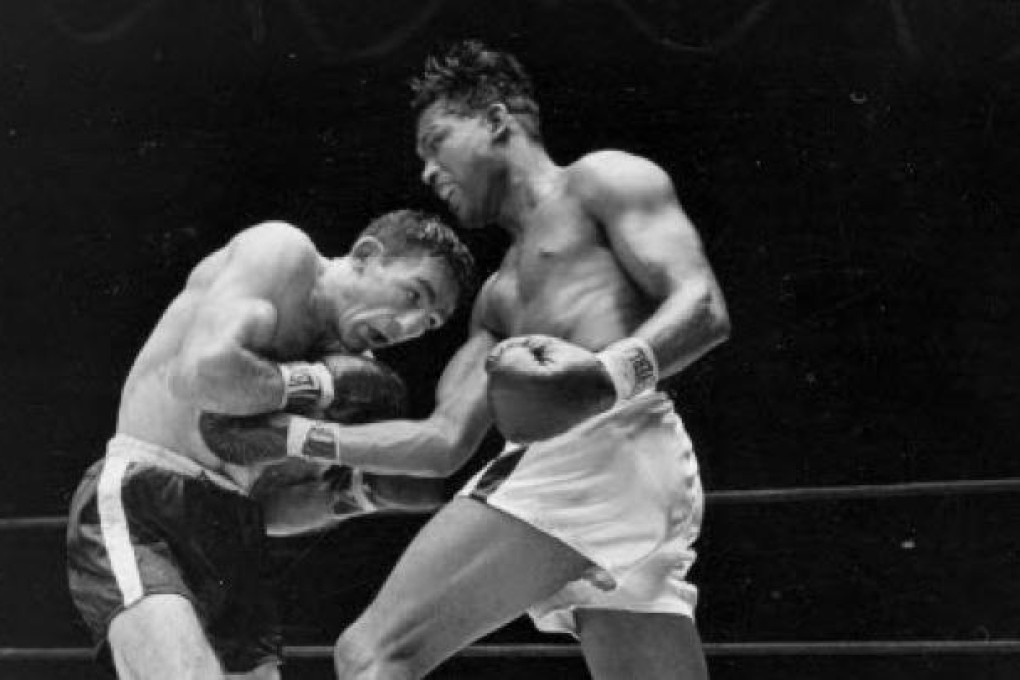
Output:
top-left (350, 236), bottom-right (385, 271)
top-left (486, 102), bottom-right (511, 142)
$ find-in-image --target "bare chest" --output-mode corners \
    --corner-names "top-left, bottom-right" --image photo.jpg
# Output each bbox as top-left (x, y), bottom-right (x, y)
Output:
top-left (512, 203), bottom-right (605, 298)
top-left (487, 211), bottom-right (644, 344)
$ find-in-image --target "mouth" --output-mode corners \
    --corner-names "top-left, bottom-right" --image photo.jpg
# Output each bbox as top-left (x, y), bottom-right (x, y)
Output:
top-left (435, 182), bottom-right (457, 205)
top-left (361, 324), bottom-right (391, 349)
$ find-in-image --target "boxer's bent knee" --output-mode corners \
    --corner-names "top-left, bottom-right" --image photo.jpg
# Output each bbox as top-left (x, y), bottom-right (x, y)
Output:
top-left (109, 594), bottom-right (221, 679)
top-left (226, 662), bottom-right (281, 680)
top-left (334, 629), bottom-right (418, 680)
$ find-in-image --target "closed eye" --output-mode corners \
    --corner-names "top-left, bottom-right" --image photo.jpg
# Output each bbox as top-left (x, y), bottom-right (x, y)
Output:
top-left (428, 130), bottom-right (447, 154)
top-left (417, 130), bottom-right (442, 159)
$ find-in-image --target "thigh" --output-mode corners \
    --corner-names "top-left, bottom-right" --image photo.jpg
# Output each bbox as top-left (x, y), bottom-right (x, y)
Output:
top-left (226, 662), bottom-right (281, 680)
top-left (344, 496), bottom-right (592, 676)
top-left (108, 593), bottom-right (223, 680)
top-left (576, 609), bottom-right (708, 680)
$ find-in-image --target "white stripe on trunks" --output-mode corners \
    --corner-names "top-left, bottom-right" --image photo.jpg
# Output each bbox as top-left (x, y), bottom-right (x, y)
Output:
top-left (97, 455), bottom-right (144, 606)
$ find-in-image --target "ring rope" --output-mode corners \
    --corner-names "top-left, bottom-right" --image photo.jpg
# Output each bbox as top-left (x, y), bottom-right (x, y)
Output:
top-left (4, 640), bottom-right (1020, 661)
top-left (708, 477), bottom-right (1020, 505)
top-left (4, 477), bottom-right (1019, 531)
top-left (6, 481), bottom-right (1013, 664)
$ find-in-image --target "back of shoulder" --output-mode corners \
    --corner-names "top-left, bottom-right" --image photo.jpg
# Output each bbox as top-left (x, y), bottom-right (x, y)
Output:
top-left (228, 221), bottom-right (317, 270)
top-left (569, 150), bottom-right (674, 205)
top-left (234, 221), bottom-right (314, 253)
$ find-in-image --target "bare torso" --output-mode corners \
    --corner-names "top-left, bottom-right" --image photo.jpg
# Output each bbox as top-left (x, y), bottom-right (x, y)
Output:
top-left (483, 161), bottom-right (652, 348)
top-left (116, 244), bottom-right (327, 483)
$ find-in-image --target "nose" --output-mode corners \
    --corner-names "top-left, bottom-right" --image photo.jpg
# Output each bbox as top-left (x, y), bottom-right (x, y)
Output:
top-left (420, 159), bottom-right (439, 188)
top-left (393, 310), bottom-right (432, 342)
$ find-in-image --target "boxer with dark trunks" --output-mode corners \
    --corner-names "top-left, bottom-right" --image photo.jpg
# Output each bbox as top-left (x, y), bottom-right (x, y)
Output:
top-left (65, 210), bottom-right (474, 679)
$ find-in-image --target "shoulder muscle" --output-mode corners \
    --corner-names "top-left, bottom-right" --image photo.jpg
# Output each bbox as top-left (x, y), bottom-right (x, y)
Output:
top-left (208, 221), bottom-right (318, 299)
top-left (570, 150), bottom-right (677, 215)
top-left (229, 221), bottom-right (317, 274)
top-left (469, 273), bottom-right (507, 337)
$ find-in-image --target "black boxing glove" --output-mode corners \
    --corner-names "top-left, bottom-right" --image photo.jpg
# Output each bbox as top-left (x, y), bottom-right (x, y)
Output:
top-left (485, 335), bottom-right (660, 443)
top-left (280, 354), bottom-right (408, 463)
top-left (317, 353), bottom-right (408, 424)
top-left (279, 353), bottom-right (408, 422)
top-left (485, 335), bottom-right (617, 443)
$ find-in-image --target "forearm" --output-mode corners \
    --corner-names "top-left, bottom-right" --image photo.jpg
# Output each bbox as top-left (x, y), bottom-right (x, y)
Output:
top-left (336, 417), bottom-right (466, 477)
top-left (200, 411), bottom-right (469, 476)
top-left (170, 347), bottom-right (285, 415)
top-left (634, 280), bottom-right (730, 380)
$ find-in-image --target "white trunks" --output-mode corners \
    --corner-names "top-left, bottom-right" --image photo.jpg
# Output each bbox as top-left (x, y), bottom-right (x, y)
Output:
top-left (458, 391), bottom-right (704, 636)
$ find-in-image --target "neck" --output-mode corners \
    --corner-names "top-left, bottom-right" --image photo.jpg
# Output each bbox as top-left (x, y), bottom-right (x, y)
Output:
top-left (326, 254), bottom-right (359, 298)
top-left (494, 139), bottom-right (560, 238)
top-left (311, 257), bottom-right (354, 318)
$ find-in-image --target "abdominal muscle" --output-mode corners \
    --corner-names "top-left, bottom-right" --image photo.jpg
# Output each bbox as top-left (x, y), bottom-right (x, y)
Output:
top-left (115, 295), bottom-right (230, 473)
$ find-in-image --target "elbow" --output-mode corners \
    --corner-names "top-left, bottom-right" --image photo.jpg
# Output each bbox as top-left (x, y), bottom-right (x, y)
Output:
top-left (423, 422), bottom-right (474, 478)
top-left (434, 448), bottom-right (468, 478)
top-left (696, 283), bottom-right (731, 350)
top-left (712, 304), bottom-right (732, 347)
top-left (423, 444), bottom-right (462, 479)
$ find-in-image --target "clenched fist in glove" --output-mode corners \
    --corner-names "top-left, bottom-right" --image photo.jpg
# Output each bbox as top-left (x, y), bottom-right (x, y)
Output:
top-left (278, 353), bottom-right (407, 422)
top-left (485, 334), bottom-right (659, 442)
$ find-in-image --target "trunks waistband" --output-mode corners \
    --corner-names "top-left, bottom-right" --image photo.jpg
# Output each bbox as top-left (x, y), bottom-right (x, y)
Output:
top-left (503, 390), bottom-right (672, 452)
top-left (107, 433), bottom-right (247, 496)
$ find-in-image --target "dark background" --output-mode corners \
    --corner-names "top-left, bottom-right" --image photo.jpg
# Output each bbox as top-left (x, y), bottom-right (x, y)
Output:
top-left (1, 0), bottom-right (1018, 677)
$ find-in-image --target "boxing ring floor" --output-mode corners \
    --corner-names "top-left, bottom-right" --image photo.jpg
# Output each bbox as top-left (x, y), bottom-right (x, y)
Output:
top-left (2, 477), bottom-right (1019, 679)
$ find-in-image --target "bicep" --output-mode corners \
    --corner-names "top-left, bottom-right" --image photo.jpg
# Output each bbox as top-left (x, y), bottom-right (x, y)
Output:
top-left (183, 290), bottom-right (278, 359)
top-left (609, 201), bottom-right (716, 298)
top-left (593, 162), bottom-right (717, 298)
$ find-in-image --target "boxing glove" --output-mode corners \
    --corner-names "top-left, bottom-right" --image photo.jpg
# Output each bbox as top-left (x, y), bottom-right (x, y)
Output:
top-left (279, 353), bottom-right (408, 422)
top-left (202, 354), bottom-right (408, 466)
top-left (317, 353), bottom-right (408, 424)
top-left (485, 335), bottom-right (617, 442)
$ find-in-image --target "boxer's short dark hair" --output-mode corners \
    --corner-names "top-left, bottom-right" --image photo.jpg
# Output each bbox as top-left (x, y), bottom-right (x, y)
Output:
top-left (411, 40), bottom-right (542, 142)
top-left (359, 209), bottom-right (477, 310)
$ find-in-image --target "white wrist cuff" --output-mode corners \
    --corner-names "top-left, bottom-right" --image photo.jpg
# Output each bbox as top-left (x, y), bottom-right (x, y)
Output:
top-left (309, 363), bottom-right (335, 408)
top-left (349, 469), bottom-right (378, 512)
top-left (596, 337), bottom-right (659, 401)
top-left (279, 362), bottom-right (335, 411)
top-left (285, 416), bottom-right (342, 463)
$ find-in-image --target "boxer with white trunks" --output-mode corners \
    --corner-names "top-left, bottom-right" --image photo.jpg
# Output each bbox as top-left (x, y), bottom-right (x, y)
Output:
top-left (461, 390), bottom-right (704, 637)
top-left (264, 42), bottom-right (731, 680)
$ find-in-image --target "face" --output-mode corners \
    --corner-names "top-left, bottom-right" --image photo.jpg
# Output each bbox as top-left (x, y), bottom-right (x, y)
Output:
top-left (415, 100), bottom-right (500, 229)
top-left (328, 251), bottom-right (459, 353)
